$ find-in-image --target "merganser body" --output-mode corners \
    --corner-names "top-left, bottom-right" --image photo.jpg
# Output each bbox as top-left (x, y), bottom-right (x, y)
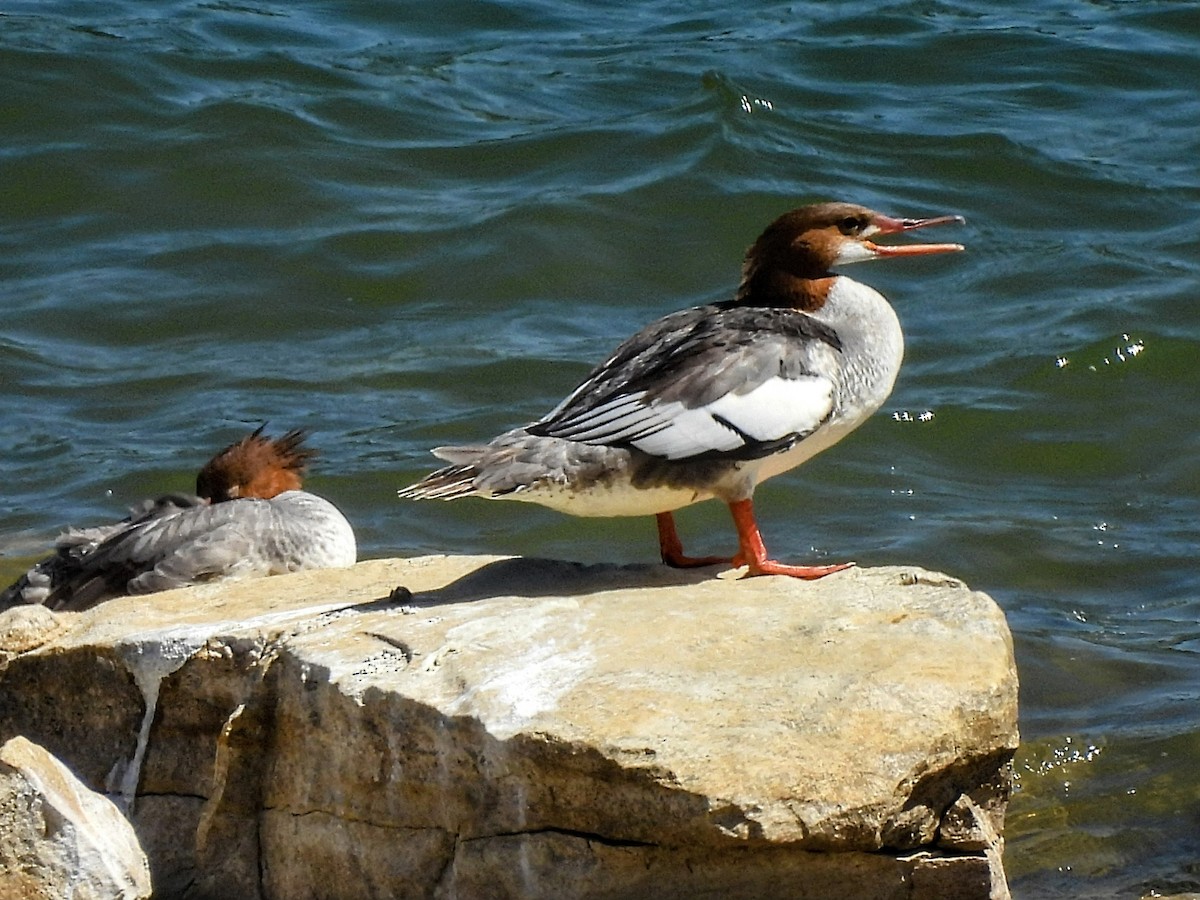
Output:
top-left (398, 202), bottom-right (964, 578)
top-left (1, 427), bottom-right (357, 611)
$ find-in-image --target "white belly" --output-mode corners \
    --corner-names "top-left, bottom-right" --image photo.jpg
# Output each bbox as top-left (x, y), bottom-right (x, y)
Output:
top-left (497, 480), bottom-right (712, 518)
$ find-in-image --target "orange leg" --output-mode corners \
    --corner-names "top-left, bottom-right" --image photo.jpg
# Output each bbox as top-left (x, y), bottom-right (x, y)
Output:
top-left (727, 499), bottom-right (854, 579)
top-left (656, 512), bottom-right (728, 568)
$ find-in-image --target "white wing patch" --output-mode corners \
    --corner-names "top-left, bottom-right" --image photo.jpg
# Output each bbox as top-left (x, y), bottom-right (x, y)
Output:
top-left (631, 375), bottom-right (833, 460)
top-left (709, 374), bottom-right (833, 442)
top-left (548, 375), bottom-right (835, 461)
top-left (627, 403), bottom-right (745, 458)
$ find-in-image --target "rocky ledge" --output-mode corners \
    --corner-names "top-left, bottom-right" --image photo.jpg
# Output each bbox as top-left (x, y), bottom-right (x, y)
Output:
top-left (0, 555), bottom-right (1018, 900)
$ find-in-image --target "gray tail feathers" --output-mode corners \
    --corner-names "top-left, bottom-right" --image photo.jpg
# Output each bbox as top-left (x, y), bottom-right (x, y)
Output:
top-left (397, 463), bottom-right (480, 500)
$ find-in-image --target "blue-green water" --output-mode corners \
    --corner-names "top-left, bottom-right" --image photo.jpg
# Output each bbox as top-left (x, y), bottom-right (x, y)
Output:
top-left (2, 2), bottom-right (1198, 896)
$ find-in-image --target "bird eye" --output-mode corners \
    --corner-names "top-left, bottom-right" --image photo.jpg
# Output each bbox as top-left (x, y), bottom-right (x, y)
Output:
top-left (838, 216), bottom-right (864, 236)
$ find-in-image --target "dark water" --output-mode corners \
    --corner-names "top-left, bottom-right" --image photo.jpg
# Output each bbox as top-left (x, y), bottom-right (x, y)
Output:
top-left (2, 2), bottom-right (1199, 896)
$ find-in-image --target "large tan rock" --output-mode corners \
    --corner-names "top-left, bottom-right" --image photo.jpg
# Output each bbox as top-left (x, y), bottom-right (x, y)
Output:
top-left (0, 555), bottom-right (1018, 899)
top-left (0, 735), bottom-right (151, 900)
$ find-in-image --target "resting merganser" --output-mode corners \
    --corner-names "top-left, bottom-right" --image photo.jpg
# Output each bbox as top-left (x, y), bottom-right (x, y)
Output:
top-left (398, 202), bottom-right (964, 578)
top-left (1, 427), bottom-right (357, 611)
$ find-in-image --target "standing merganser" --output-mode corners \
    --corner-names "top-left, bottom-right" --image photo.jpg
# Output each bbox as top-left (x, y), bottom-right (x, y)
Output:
top-left (1, 427), bottom-right (357, 611)
top-left (398, 202), bottom-right (964, 578)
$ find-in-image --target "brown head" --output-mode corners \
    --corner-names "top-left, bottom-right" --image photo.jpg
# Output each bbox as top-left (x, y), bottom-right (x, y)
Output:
top-left (735, 201), bottom-right (965, 310)
top-left (195, 426), bottom-right (316, 502)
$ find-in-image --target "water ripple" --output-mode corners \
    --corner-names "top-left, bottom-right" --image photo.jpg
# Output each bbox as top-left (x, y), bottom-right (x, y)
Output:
top-left (2, 4), bottom-right (1199, 895)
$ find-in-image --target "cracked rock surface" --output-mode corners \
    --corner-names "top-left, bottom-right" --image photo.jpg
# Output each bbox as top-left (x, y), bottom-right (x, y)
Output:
top-left (0, 555), bottom-right (1018, 899)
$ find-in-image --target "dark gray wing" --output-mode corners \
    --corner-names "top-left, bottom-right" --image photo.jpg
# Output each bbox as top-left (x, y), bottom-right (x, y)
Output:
top-left (528, 304), bottom-right (843, 461)
top-left (0, 494), bottom-right (205, 610)
top-left (39, 499), bottom-right (280, 611)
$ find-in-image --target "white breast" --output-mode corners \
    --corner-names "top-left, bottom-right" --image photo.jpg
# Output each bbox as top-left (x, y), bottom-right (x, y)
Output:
top-left (750, 277), bottom-right (906, 486)
top-left (813, 276), bottom-right (905, 425)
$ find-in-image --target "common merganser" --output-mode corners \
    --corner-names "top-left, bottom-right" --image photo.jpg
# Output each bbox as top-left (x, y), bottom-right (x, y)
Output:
top-left (1, 427), bottom-right (357, 611)
top-left (398, 202), bottom-right (964, 578)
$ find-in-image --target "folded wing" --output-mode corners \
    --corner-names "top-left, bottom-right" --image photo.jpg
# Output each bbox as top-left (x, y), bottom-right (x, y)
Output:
top-left (530, 304), bottom-right (843, 461)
